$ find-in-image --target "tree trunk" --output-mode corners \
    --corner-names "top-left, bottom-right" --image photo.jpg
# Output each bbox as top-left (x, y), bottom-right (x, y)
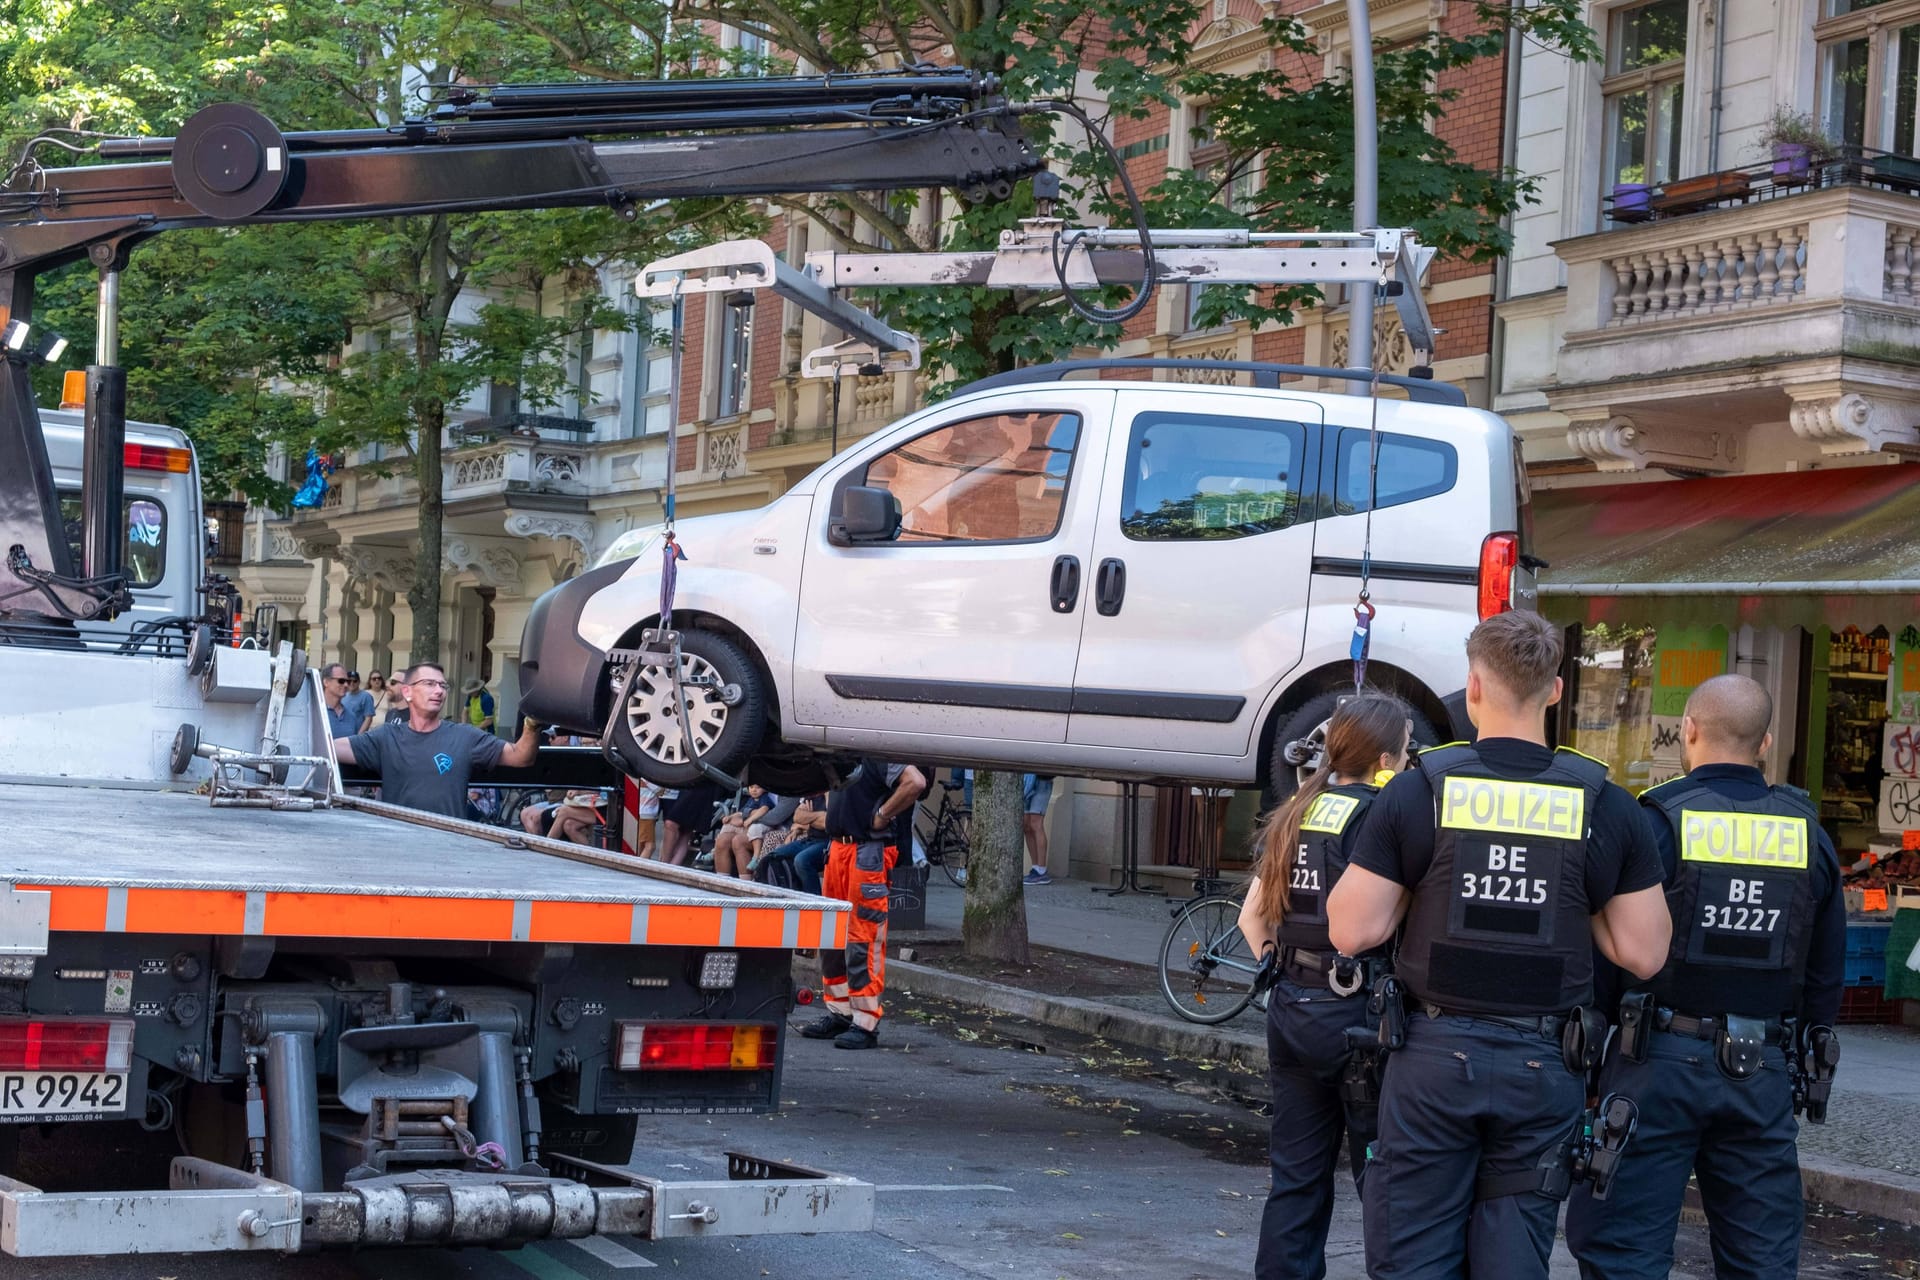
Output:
top-left (406, 214), bottom-right (456, 666)
top-left (962, 769), bottom-right (1029, 963)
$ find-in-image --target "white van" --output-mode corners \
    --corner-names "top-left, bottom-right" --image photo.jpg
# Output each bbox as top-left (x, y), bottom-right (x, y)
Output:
top-left (518, 361), bottom-right (1538, 794)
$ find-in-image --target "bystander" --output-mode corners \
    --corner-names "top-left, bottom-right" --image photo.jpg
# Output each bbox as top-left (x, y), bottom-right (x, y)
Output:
top-left (332, 661), bottom-right (538, 819)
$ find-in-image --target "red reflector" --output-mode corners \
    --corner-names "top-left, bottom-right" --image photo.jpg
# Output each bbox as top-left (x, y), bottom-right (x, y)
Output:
top-left (1478, 532), bottom-right (1519, 621)
top-left (794, 987), bottom-right (815, 1005)
top-left (123, 443), bottom-right (191, 473)
top-left (0, 1019), bottom-right (131, 1071)
top-left (616, 1022), bottom-right (776, 1071)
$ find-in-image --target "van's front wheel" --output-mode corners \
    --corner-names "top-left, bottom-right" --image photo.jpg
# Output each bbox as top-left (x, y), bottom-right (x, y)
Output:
top-left (609, 630), bottom-right (767, 787)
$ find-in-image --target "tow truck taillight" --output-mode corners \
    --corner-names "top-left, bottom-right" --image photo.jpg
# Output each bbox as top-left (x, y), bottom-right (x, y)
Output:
top-left (123, 443), bottom-right (192, 473)
top-left (614, 1022), bottom-right (776, 1072)
top-left (0, 1019), bottom-right (134, 1071)
top-left (1478, 532), bottom-right (1520, 620)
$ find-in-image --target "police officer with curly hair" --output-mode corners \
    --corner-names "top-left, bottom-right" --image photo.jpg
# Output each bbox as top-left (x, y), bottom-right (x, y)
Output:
top-left (1327, 610), bottom-right (1672, 1279)
top-left (1566, 673), bottom-right (1846, 1279)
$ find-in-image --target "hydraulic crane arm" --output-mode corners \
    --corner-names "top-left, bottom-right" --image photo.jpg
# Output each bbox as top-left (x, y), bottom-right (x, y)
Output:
top-left (0, 69), bottom-right (1041, 622)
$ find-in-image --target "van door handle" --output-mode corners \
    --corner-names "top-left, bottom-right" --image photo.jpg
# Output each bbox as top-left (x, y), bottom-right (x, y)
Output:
top-left (1049, 555), bottom-right (1081, 613)
top-left (1095, 558), bottom-right (1126, 617)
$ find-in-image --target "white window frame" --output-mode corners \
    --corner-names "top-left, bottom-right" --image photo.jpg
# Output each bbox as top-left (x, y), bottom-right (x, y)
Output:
top-left (1816, 0), bottom-right (1920, 156)
top-left (1600, 0), bottom-right (1688, 198)
top-left (713, 298), bottom-right (753, 421)
top-left (627, 299), bottom-right (674, 439)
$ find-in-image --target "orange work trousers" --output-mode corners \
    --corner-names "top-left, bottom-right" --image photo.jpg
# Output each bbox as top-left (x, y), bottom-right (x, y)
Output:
top-left (819, 838), bottom-right (897, 1032)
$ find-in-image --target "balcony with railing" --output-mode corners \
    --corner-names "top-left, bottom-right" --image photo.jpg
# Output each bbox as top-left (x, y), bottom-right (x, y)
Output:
top-left (1549, 155), bottom-right (1920, 470)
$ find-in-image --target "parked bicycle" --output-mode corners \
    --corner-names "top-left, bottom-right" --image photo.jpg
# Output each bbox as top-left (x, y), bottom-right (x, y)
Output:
top-left (1158, 888), bottom-right (1270, 1024)
top-left (915, 786), bottom-right (972, 887)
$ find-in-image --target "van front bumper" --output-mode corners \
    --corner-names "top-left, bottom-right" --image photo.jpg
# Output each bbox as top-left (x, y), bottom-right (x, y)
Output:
top-left (517, 560), bottom-right (628, 733)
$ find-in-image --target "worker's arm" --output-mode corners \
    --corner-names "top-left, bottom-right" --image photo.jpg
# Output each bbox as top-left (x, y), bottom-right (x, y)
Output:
top-left (873, 765), bottom-right (927, 830)
top-left (498, 718), bottom-right (542, 769)
top-left (332, 736), bottom-right (356, 766)
top-left (1593, 885), bottom-right (1672, 980)
top-left (1237, 878), bottom-right (1276, 959)
top-left (1327, 865), bottom-right (1411, 956)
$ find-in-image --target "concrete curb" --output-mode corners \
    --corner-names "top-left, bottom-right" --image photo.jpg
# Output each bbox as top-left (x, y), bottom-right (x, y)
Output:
top-left (888, 958), bottom-right (1267, 1069)
top-left (885, 960), bottom-right (1920, 1227)
top-left (1800, 1151), bottom-right (1920, 1227)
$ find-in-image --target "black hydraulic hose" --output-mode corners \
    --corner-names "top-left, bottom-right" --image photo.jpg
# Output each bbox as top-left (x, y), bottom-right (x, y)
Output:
top-left (1018, 99), bottom-right (1157, 326)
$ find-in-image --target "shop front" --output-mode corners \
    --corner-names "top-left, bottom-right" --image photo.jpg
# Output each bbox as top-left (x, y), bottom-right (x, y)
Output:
top-left (1532, 467), bottom-right (1920, 1023)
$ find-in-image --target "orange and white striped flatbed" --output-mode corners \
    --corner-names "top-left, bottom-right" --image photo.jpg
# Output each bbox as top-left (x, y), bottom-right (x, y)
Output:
top-left (0, 786), bottom-right (847, 951)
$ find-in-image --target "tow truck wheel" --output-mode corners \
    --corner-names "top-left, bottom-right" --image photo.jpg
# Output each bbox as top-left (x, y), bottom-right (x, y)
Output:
top-left (169, 723), bottom-right (200, 776)
top-left (1264, 691), bottom-right (1438, 806)
top-left (610, 629), bottom-right (766, 787)
top-left (186, 623), bottom-right (215, 676)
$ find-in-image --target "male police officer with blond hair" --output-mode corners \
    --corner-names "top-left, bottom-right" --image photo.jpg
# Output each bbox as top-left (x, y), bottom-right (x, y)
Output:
top-left (1328, 610), bottom-right (1671, 1279)
top-left (1567, 673), bottom-right (1845, 1279)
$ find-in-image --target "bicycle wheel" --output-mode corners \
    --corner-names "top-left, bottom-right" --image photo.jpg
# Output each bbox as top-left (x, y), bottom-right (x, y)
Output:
top-left (937, 809), bottom-right (971, 887)
top-left (1158, 894), bottom-right (1262, 1024)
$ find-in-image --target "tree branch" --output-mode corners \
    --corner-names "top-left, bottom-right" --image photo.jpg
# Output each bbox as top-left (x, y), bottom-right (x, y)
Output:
top-left (908, 0), bottom-right (964, 49)
top-left (840, 191), bottom-right (922, 252)
top-left (770, 197), bottom-right (867, 252)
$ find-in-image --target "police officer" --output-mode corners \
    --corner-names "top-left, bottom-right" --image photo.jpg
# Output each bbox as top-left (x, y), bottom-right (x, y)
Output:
top-left (1566, 673), bottom-right (1845, 1279)
top-left (1237, 691), bottom-right (1412, 1280)
top-left (1327, 610), bottom-right (1672, 1279)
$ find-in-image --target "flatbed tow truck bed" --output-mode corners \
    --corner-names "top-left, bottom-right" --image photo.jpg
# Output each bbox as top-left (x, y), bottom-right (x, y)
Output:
top-left (0, 786), bottom-right (845, 951)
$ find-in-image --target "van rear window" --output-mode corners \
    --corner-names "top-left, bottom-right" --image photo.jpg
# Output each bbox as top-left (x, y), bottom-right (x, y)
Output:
top-left (1334, 429), bottom-right (1458, 514)
top-left (57, 492), bottom-right (167, 587)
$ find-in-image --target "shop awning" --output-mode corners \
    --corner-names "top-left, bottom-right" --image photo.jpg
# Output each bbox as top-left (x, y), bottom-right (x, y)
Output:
top-left (1532, 467), bottom-right (1920, 629)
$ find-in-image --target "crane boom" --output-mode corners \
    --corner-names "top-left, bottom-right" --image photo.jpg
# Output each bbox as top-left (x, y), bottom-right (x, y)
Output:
top-left (0, 70), bottom-right (1041, 621)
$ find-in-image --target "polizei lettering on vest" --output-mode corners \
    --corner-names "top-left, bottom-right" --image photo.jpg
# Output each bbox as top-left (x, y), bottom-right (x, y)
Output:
top-left (1301, 793), bottom-right (1359, 834)
top-left (1439, 778), bottom-right (1585, 839)
top-left (1679, 811), bottom-right (1810, 869)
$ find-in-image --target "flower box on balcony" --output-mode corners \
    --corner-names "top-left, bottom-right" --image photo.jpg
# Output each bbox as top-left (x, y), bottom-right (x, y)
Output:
top-left (1871, 152), bottom-right (1920, 194)
top-left (1650, 171), bottom-right (1753, 216)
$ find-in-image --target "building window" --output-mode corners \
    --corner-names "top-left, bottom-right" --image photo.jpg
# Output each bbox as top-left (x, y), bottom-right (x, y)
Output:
top-left (630, 301), bottom-right (674, 437)
top-left (862, 411), bottom-right (1081, 544)
top-left (1602, 0), bottom-right (1687, 197)
top-left (1185, 106), bottom-right (1259, 331)
top-left (1818, 0), bottom-right (1920, 157)
top-left (735, 27), bottom-right (770, 73)
top-left (714, 297), bottom-right (753, 420)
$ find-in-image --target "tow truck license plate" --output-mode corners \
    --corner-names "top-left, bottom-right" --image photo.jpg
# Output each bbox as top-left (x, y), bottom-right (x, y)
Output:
top-left (0, 1072), bottom-right (128, 1119)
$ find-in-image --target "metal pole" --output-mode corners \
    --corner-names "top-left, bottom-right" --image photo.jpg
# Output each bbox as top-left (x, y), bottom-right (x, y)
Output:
top-left (1346, 0), bottom-right (1378, 380)
top-left (80, 268), bottom-right (126, 586)
top-left (471, 1029), bottom-right (525, 1165)
top-left (265, 1030), bottom-right (325, 1192)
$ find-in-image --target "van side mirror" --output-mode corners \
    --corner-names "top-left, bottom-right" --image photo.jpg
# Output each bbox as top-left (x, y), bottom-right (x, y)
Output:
top-left (830, 485), bottom-right (901, 545)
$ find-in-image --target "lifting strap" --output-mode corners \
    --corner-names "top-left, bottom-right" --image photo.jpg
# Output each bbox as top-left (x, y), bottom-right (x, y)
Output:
top-left (1352, 296), bottom-right (1384, 693)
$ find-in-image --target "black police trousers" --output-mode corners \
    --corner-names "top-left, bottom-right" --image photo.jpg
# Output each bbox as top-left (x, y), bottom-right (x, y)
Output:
top-left (1565, 1028), bottom-right (1802, 1279)
top-left (1360, 1013), bottom-right (1584, 1280)
top-left (1256, 977), bottom-right (1373, 1280)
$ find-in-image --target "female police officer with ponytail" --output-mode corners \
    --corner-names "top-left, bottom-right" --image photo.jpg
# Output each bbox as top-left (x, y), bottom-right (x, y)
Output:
top-left (1238, 691), bottom-right (1413, 1280)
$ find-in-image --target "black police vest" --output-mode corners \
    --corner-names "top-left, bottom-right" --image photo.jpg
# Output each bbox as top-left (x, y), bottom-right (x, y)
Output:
top-left (1275, 783), bottom-right (1377, 953)
top-left (1395, 745), bottom-right (1609, 1017)
top-left (1642, 778), bottom-right (1819, 1019)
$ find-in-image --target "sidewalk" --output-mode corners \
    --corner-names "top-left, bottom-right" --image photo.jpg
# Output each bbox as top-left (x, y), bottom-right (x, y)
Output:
top-left (894, 871), bottom-right (1920, 1224)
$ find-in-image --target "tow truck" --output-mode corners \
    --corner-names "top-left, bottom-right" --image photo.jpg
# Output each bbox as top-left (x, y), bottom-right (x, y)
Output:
top-left (0, 68), bottom-right (1042, 1258)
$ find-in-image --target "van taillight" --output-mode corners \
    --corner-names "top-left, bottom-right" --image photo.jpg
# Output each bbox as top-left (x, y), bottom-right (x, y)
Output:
top-left (614, 1022), bottom-right (775, 1072)
top-left (0, 1019), bottom-right (134, 1071)
top-left (123, 443), bottom-right (191, 473)
top-left (1478, 532), bottom-right (1519, 620)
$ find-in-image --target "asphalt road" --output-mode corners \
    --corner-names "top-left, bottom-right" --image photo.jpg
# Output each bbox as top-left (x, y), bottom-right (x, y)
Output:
top-left (5, 995), bottom-right (1902, 1279)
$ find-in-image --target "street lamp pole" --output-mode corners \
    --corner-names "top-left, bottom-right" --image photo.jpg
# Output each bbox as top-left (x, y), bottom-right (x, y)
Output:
top-left (1346, 0), bottom-right (1378, 380)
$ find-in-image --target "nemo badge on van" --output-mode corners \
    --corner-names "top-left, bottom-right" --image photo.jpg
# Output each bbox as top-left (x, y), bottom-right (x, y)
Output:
top-left (1439, 777), bottom-right (1584, 839)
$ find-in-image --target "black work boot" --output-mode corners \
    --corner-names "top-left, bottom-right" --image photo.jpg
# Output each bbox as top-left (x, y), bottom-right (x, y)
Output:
top-left (833, 1025), bottom-right (880, 1051)
top-left (799, 1012), bottom-right (853, 1040)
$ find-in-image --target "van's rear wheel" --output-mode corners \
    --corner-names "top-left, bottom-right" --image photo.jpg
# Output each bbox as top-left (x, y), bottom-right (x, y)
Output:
top-left (1265, 691), bottom-right (1438, 806)
top-left (609, 630), bottom-right (767, 788)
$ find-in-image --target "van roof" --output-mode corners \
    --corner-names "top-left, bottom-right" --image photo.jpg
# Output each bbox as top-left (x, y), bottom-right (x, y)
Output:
top-left (39, 406), bottom-right (188, 450)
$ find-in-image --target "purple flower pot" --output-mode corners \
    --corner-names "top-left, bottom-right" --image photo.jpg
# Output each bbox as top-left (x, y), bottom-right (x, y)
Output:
top-left (1611, 183), bottom-right (1651, 215)
top-left (1772, 143), bottom-right (1811, 181)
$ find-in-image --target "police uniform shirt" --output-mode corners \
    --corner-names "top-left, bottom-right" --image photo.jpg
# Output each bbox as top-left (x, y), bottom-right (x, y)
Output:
top-left (1641, 763), bottom-right (1847, 1029)
top-left (1348, 737), bottom-right (1666, 933)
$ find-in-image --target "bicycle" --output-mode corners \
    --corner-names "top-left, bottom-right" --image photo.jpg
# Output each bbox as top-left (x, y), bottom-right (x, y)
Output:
top-left (915, 788), bottom-right (972, 887)
top-left (1158, 889), bottom-right (1271, 1024)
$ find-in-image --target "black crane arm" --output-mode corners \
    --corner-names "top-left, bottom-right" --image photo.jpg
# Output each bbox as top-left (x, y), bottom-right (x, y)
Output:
top-left (0, 69), bottom-right (1042, 622)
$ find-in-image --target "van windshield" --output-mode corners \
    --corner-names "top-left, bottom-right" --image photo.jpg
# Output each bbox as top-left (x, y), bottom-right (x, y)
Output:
top-left (57, 491), bottom-right (167, 587)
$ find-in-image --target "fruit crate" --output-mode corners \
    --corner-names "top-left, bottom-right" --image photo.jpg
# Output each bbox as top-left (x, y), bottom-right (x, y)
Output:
top-left (1846, 921), bottom-right (1892, 987)
top-left (1838, 985), bottom-right (1905, 1025)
